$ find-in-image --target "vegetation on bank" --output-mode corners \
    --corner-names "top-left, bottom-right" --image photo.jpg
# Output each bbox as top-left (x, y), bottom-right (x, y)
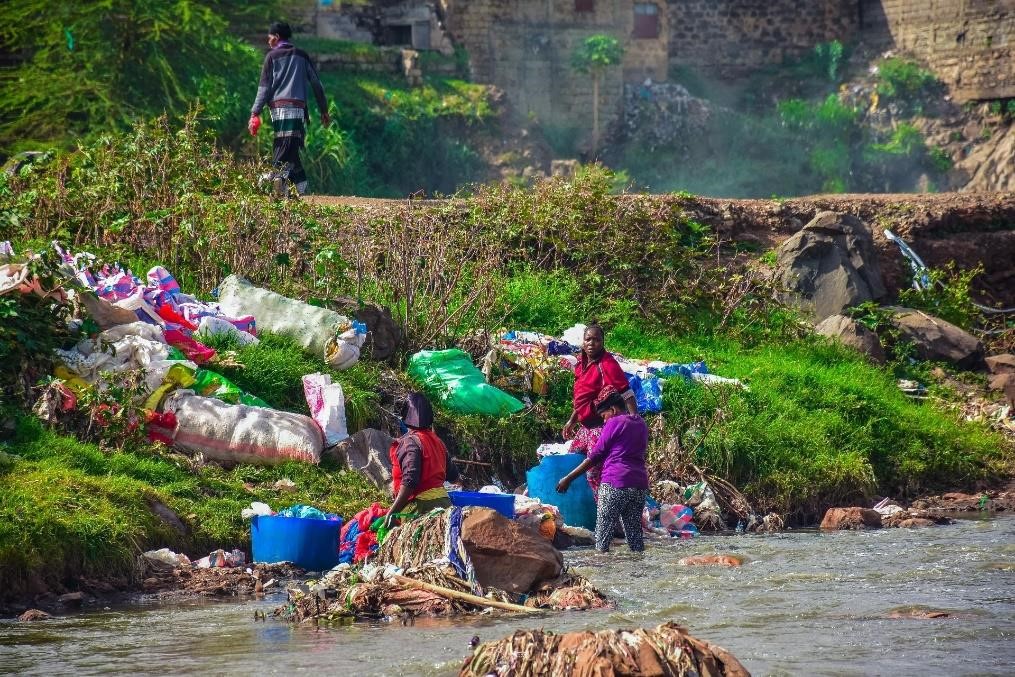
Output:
top-left (615, 43), bottom-right (954, 196)
top-left (1, 121), bottom-right (1011, 601)
top-left (0, 2), bottom-right (500, 198)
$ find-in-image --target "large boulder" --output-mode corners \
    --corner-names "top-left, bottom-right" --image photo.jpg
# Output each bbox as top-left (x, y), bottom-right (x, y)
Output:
top-left (462, 508), bottom-right (563, 594)
top-left (324, 428), bottom-right (394, 494)
top-left (820, 507), bottom-right (883, 530)
top-left (986, 354), bottom-right (1015, 406)
top-left (776, 211), bottom-right (886, 321)
top-left (814, 314), bottom-right (887, 363)
top-left (889, 307), bottom-right (985, 369)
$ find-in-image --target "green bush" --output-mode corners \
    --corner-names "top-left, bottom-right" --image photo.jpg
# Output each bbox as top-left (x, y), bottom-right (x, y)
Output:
top-left (0, 1), bottom-right (267, 154)
top-left (875, 57), bottom-right (942, 110)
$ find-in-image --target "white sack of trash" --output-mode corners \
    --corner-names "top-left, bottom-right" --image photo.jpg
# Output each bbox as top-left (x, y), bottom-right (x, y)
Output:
top-left (217, 275), bottom-right (365, 369)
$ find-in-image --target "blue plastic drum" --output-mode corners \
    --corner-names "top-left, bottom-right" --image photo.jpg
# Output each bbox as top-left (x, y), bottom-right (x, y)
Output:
top-left (526, 453), bottom-right (597, 531)
top-left (251, 515), bottom-right (343, 571)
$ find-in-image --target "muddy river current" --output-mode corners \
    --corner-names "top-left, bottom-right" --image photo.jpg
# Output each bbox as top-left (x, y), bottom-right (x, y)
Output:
top-left (2, 515), bottom-right (1012, 676)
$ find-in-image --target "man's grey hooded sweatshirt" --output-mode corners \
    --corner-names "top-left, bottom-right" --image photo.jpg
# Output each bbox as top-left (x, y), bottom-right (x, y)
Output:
top-left (251, 42), bottom-right (327, 117)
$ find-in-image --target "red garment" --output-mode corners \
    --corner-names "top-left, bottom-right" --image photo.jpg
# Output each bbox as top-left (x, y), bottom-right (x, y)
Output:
top-left (573, 351), bottom-right (630, 427)
top-left (163, 329), bottom-right (216, 364)
top-left (389, 429), bottom-right (448, 500)
top-left (146, 410), bottom-right (177, 445)
top-left (157, 304), bottom-right (198, 331)
top-left (341, 502), bottom-right (388, 563)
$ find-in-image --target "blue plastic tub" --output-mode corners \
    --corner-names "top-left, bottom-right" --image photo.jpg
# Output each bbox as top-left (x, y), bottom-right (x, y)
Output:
top-left (251, 515), bottom-right (343, 571)
top-left (449, 490), bottom-right (515, 518)
top-left (526, 453), bottom-right (597, 531)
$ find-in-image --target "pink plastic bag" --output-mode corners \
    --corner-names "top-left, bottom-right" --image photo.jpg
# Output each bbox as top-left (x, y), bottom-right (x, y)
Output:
top-left (302, 373), bottom-right (349, 446)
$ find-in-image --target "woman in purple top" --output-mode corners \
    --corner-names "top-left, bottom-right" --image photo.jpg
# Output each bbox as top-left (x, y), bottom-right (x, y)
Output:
top-left (556, 391), bottom-right (649, 552)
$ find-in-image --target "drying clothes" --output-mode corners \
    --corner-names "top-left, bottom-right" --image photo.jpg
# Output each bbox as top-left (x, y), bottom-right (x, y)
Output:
top-left (55, 324), bottom-right (170, 384)
top-left (163, 329), bottom-right (216, 364)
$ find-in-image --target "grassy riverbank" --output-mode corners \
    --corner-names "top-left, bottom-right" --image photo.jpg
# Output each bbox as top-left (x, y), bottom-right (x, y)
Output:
top-left (1, 120), bottom-right (1012, 604)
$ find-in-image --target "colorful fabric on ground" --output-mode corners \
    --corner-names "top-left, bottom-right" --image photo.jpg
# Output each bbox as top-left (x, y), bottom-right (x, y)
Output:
top-left (570, 424), bottom-right (604, 499)
top-left (339, 502), bottom-right (388, 564)
top-left (163, 329), bottom-right (216, 364)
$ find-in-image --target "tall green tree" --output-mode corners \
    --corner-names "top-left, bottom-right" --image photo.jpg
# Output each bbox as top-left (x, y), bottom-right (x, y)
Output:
top-left (571, 34), bottom-right (624, 154)
top-left (0, 1), bottom-right (279, 154)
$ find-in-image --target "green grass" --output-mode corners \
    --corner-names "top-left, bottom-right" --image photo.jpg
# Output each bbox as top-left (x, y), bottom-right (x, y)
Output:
top-left (0, 414), bottom-right (384, 601)
top-left (0, 333), bottom-right (391, 602)
top-left (489, 268), bottom-right (1011, 519)
top-left (605, 325), bottom-right (1010, 520)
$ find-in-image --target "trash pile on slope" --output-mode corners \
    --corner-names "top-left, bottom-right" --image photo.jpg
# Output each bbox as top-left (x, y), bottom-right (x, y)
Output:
top-left (6, 243), bottom-right (365, 466)
top-left (273, 505), bottom-right (608, 622)
top-left (460, 621), bottom-right (751, 677)
top-left (482, 324), bottom-right (746, 414)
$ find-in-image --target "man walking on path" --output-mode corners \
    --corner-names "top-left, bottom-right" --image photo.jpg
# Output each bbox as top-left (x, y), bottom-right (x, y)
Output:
top-left (248, 21), bottom-right (330, 197)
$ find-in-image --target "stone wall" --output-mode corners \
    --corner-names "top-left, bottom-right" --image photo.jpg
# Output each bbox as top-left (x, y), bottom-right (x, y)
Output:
top-left (443, 0), bottom-right (671, 146)
top-left (667, 0), bottom-right (859, 75)
top-left (860, 0), bottom-right (1015, 101)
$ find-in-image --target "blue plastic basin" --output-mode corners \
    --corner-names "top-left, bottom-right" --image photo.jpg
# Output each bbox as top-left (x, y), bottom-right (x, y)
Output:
top-left (449, 490), bottom-right (515, 518)
top-left (251, 515), bottom-right (343, 571)
top-left (526, 453), bottom-right (597, 531)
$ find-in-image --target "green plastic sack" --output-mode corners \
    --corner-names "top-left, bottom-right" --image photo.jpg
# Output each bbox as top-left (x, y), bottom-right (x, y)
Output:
top-left (192, 369), bottom-right (270, 408)
top-left (408, 349), bottom-right (524, 417)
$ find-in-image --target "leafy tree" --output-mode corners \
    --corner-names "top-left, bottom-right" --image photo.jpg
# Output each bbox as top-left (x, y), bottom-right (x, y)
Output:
top-left (571, 34), bottom-right (624, 154)
top-left (0, 1), bottom-right (278, 155)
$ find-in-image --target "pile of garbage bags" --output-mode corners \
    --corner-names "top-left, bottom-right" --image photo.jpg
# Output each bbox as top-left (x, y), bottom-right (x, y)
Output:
top-left (7, 242), bottom-right (363, 467)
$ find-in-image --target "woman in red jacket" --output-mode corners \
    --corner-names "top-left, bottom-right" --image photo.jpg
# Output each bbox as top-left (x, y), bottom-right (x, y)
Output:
top-left (383, 392), bottom-right (459, 529)
top-left (562, 324), bottom-right (637, 497)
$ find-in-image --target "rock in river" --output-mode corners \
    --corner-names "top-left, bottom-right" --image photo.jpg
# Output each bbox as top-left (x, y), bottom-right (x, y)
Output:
top-left (819, 507), bottom-right (883, 530)
top-left (462, 508), bottom-right (563, 594)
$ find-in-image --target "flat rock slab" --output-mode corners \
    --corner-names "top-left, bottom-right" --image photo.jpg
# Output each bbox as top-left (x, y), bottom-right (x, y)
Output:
top-left (677, 554), bottom-right (744, 567)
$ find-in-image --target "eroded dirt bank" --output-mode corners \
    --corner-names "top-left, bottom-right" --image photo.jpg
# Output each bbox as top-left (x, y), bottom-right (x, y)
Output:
top-left (310, 191), bottom-right (1015, 305)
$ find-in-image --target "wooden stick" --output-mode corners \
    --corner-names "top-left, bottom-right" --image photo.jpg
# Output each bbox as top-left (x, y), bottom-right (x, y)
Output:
top-left (390, 575), bottom-right (541, 614)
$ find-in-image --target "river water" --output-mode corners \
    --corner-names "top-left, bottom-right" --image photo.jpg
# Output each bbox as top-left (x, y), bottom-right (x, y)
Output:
top-left (2, 515), bottom-right (1013, 676)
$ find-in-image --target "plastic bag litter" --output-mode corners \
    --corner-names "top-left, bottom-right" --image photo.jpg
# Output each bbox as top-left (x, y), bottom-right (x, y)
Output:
top-left (561, 323), bottom-right (587, 347)
top-left (408, 349), bottom-right (524, 417)
top-left (217, 275), bottom-right (365, 369)
top-left (302, 372), bottom-right (349, 446)
top-left (164, 391), bottom-right (323, 465)
top-left (197, 315), bottom-right (259, 346)
top-left (143, 547), bottom-right (192, 567)
top-left (683, 481), bottom-right (720, 513)
top-left (626, 372), bottom-right (664, 413)
top-left (241, 501), bottom-right (274, 519)
top-left (196, 548), bottom-right (246, 568)
top-left (536, 442), bottom-right (572, 457)
top-left (193, 368), bottom-right (269, 408)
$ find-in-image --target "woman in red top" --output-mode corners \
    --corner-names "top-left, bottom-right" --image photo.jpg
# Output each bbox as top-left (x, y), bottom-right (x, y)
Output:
top-left (562, 324), bottom-right (637, 497)
top-left (383, 392), bottom-right (459, 529)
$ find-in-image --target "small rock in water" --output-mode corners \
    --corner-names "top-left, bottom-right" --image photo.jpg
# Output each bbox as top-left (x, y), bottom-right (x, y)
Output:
top-left (18, 609), bottom-right (51, 622)
top-left (677, 554), bottom-right (744, 567)
top-left (887, 606), bottom-right (954, 620)
top-left (57, 592), bottom-right (85, 607)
